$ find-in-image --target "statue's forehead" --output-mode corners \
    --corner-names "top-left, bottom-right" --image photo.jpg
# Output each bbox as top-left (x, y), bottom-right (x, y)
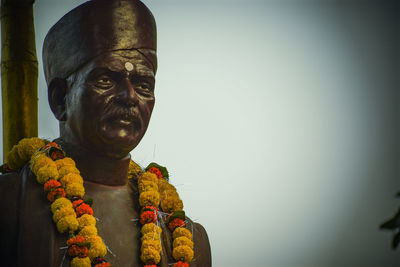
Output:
top-left (87, 50), bottom-right (155, 76)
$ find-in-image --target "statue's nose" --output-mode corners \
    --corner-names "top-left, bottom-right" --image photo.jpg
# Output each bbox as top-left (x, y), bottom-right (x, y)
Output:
top-left (115, 78), bottom-right (139, 106)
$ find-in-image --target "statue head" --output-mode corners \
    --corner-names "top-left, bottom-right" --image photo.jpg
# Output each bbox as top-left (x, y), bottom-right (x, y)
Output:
top-left (43, 0), bottom-right (157, 159)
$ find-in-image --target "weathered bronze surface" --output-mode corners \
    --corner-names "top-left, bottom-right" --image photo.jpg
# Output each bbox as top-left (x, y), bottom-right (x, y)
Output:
top-left (0, 0), bottom-right (211, 266)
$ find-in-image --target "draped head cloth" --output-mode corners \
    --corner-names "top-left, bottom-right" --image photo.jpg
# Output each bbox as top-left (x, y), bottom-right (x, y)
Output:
top-left (43, 0), bottom-right (157, 87)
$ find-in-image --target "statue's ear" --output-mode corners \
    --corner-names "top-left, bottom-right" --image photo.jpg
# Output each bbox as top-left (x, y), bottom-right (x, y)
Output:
top-left (48, 78), bottom-right (67, 121)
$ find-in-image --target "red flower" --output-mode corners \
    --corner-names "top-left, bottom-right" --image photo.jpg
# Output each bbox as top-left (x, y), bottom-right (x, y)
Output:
top-left (148, 167), bottom-right (162, 179)
top-left (144, 265), bottom-right (157, 267)
top-left (168, 218), bottom-right (186, 231)
top-left (67, 235), bottom-right (86, 246)
top-left (140, 210), bottom-right (157, 224)
top-left (67, 235), bottom-right (89, 257)
top-left (47, 188), bottom-right (66, 202)
top-left (50, 149), bottom-right (64, 161)
top-left (41, 142), bottom-right (60, 150)
top-left (72, 199), bottom-right (84, 208)
top-left (68, 245), bottom-right (88, 258)
top-left (93, 257), bottom-right (108, 265)
top-left (75, 203), bottom-right (93, 217)
top-left (174, 262), bottom-right (189, 267)
top-left (44, 180), bottom-right (62, 192)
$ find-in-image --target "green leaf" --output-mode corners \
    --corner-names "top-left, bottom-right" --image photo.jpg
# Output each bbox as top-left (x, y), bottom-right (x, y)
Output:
top-left (145, 162), bottom-right (169, 180)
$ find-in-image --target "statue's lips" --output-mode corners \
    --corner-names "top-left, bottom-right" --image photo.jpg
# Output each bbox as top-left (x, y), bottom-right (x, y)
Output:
top-left (105, 114), bottom-right (141, 129)
top-left (100, 105), bottom-right (141, 130)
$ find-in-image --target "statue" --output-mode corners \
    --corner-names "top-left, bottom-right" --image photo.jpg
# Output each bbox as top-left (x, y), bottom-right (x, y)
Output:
top-left (0, 0), bottom-right (211, 266)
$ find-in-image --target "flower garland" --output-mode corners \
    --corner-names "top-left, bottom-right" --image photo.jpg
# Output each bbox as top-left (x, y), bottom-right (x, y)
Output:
top-left (3, 137), bottom-right (195, 267)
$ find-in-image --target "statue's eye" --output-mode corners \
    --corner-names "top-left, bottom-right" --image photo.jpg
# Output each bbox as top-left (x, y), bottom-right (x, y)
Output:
top-left (98, 77), bottom-right (113, 84)
top-left (136, 83), bottom-right (150, 91)
top-left (95, 75), bottom-right (114, 88)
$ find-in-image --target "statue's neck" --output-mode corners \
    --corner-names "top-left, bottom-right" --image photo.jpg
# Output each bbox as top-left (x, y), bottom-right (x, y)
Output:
top-left (54, 138), bottom-right (130, 186)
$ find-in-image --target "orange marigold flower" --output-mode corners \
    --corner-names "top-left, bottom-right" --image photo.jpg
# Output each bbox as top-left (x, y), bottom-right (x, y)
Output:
top-left (67, 235), bottom-right (85, 245)
top-left (44, 180), bottom-right (62, 192)
top-left (47, 188), bottom-right (66, 202)
top-left (41, 142), bottom-right (60, 151)
top-left (168, 218), bottom-right (186, 231)
top-left (67, 235), bottom-right (89, 257)
top-left (72, 199), bottom-right (84, 208)
top-left (93, 257), bottom-right (108, 266)
top-left (148, 167), bottom-right (162, 179)
top-left (140, 210), bottom-right (157, 224)
top-left (68, 245), bottom-right (88, 258)
top-left (174, 262), bottom-right (189, 267)
top-left (50, 149), bottom-right (64, 161)
top-left (76, 203), bottom-right (93, 217)
top-left (141, 205), bottom-right (158, 214)
top-left (144, 265), bottom-right (157, 267)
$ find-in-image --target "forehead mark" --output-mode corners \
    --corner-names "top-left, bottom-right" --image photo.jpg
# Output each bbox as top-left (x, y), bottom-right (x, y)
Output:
top-left (124, 62), bottom-right (134, 72)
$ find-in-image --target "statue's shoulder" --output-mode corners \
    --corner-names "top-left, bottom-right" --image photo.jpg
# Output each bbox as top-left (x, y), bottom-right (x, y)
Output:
top-left (192, 222), bottom-right (212, 267)
top-left (0, 170), bottom-right (23, 200)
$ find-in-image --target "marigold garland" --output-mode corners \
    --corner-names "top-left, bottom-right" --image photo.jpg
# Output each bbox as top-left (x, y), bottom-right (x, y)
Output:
top-left (4, 138), bottom-right (196, 266)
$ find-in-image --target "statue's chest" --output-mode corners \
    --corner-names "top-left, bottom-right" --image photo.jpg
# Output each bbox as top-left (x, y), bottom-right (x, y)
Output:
top-left (85, 183), bottom-right (142, 266)
top-left (53, 183), bottom-right (146, 267)
top-left (25, 177), bottom-right (173, 267)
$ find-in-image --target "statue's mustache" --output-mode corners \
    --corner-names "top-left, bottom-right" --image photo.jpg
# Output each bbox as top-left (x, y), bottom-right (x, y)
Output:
top-left (101, 100), bottom-right (140, 123)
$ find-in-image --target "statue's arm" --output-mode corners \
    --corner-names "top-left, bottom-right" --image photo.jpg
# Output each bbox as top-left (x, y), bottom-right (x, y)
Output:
top-left (192, 222), bottom-right (212, 267)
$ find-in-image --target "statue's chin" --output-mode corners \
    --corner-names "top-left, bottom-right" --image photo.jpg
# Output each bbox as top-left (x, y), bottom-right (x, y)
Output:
top-left (95, 124), bottom-right (142, 158)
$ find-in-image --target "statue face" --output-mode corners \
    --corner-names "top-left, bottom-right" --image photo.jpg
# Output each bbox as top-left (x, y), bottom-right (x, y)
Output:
top-left (63, 50), bottom-right (155, 158)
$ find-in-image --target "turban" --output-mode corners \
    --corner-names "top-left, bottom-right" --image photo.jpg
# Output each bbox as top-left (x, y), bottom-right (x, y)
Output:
top-left (43, 0), bottom-right (157, 86)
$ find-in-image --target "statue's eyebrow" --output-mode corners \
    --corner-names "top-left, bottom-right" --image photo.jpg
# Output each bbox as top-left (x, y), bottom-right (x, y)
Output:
top-left (134, 64), bottom-right (154, 78)
top-left (86, 67), bottom-right (123, 80)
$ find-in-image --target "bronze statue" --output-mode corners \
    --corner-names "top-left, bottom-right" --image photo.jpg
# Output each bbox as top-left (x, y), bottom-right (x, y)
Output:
top-left (0, 0), bottom-right (211, 266)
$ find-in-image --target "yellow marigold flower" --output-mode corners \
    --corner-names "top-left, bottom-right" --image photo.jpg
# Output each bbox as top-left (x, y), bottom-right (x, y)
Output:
top-left (86, 235), bottom-right (103, 247)
top-left (172, 227), bottom-right (192, 240)
top-left (141, 239), bottom-right (161, 253)
top-left (141, 232), bottom-right (161, 242)
top-left (141, 223), bottom-right (162, 236)
top-left (53, 206), bottom-right (75, 223)
top-left (158, 179), bottom-right (177, 192)
top-left (160, 190), bottom-right (183, 212)
top-left (60, 173), bottom-right (83, 187)
top-left (16, 137), bottom-right (46, 162)
top-left (30, 153), bottom-right (51, 174)
top-left (70, 256), bottom-right (91, 267)
top-left (65, 183), bottom-right (85, 198)
top-left (172, 245), bottom-right (194, 263)
top-left (79, 225), bottom-right (98, 238)
top-left (6, 146), bottom-right (26, 170)
top-left (140, 247), bottom-right (161, 264)
top-left (86, 235), bottom-right (107, 260)
top-left (56, 215), bottom-right (79, 233)
top-left (51, 197), bottom-right (72, 214)
top-left (36, 163), bottom-right (59, 184)
top-left (30, 150), bottom-right (42, 164)
top-left (77, 214), bottom-right (96, 230)
top-left (139, 190), bottom-right (160, 207)
top-left (161, 197), bottom-right (183, 212)
top-left (173, 236), bottom-right (194, 249)
top-left (138, 180), bottom-right (158, 194)
top-left (138, 172), bottom-right (158, 184)
top-left (58, 165), bottom-right (80, 178)
top-left (127, 160), bottom-right (142, 179)
top-left (55, 157), bottom-right (76, 169)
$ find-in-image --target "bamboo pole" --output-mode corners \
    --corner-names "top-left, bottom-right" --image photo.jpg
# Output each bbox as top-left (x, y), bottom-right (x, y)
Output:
top-left (1, 0), bottom-right (38, 160)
